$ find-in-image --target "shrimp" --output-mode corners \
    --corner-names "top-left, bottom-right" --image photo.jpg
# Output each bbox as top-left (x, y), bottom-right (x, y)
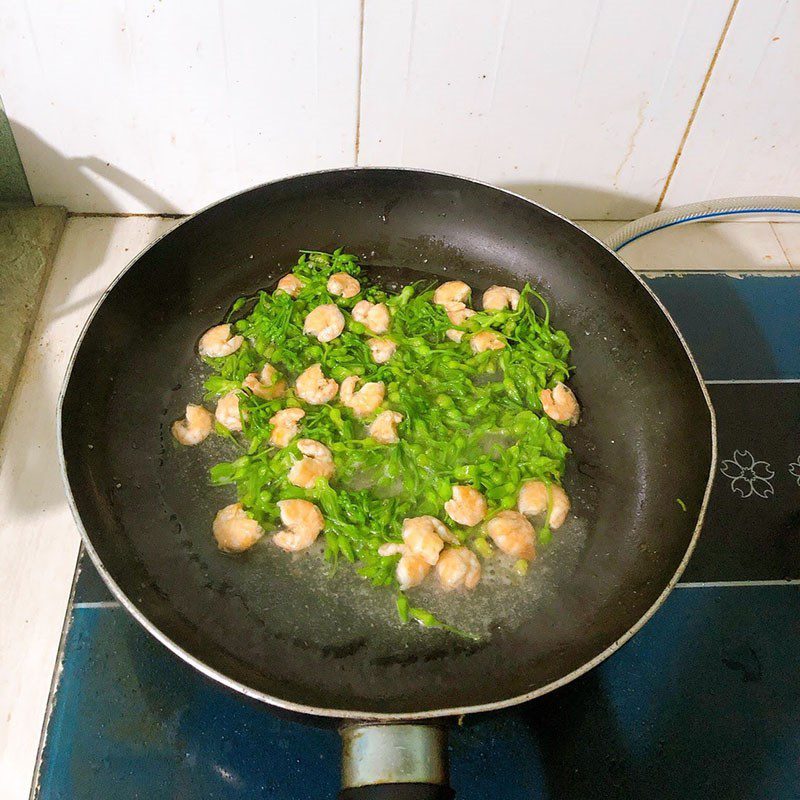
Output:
top-left (433, 281), bottom-right (471, 306)
top-left (402, 515), bottom-right (456, 565)
top-left (352, 300), bottom-right (390, 334)
top-left (288, 438), bottom-right (334, 489)
top-left (368, 410), bottom-right (403, 444)
top-left (470, 330), bottom-right (506, 353)
top-left (368, 337), bottom-right (397, 364)
top-left (295, 363), bottom-right (338, 405)
top-left (482, 285), bottom-right (520, 311)
top-left (213, 503), bottom-right (264, 553)
top-left (275, 273), bottom-right (303, 298)
top-left (396, 553), bottom-right (432, 589)
top-left (444, 485), bottom-right (488, 527)
top-left (269, 407), bottom-right (305, 448)
top-left (539, 382), bottom-right (580, 425)
top-left (327, 272), bottom-right (361, 298)
top-left (436, 547), bottom-right (482, 591)
top-left (486, 510), bottom-right (536, 561)
top-left (215, 391), bottom-right (244, 432)
top-left (517, 481), bottom-right (570, 529)
top-left (272, 499), bottom-right (325, 552)
top-left (340, 375), bottom-right (385, 418)
top-left (198, 324), bottom-right (243, 358)
top-left (303, 303), bottom-right (345, 343)
top-left (242, 363), bottom-right (286, 400)
top-left (377, 540), bottom-right (435, 589)
top-left (171, 404), bottom-right (213, 446)
top-left (441, 301), bottom-right (476, 343)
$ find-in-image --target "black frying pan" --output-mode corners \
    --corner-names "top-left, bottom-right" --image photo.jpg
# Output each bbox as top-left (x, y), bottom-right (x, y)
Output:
top-left (59, 169), bottom-right (715, 797)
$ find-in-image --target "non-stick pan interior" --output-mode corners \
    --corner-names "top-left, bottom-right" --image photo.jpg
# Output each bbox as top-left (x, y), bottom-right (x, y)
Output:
top-left (60, 169), bottom-right (713, 716)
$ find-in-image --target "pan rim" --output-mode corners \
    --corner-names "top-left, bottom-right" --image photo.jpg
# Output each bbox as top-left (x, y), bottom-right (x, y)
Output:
top-left (57, 166), bottom-right (717, 720)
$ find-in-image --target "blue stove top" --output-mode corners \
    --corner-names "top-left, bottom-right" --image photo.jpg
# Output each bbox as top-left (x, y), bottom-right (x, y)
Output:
top-left (35, 275), bottom-right (800, 799)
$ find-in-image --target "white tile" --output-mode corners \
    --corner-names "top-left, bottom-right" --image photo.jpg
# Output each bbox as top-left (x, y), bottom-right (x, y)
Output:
top-left (612, 221), bottom-right (790, 271)
top-left (0, 1), bottom-right (361, 213)
top-left (573, 220), bottom-right (630, 241)
top-left (663, 0), bottom-right (800, 205)
top-left (358, 0), bottom-right (732, 219)
top-left (771, 222), bottom-right (800, 271)
top-left (0, 216), bottom-right (176, 800)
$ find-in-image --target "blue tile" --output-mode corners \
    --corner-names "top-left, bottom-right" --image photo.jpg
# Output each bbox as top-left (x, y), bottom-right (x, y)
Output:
top-left (682, 383), bottom-right (800, 582)
top-left (72, 549), bottom-right (114, 603)
top-left (37, 587), bottom-right (800, 799)
top-left (645, 275), bottom-right (800, 379)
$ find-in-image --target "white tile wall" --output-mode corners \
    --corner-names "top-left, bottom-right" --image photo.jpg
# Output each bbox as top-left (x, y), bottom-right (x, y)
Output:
top-left (662, 0), bottom-right (800, 207)
top-left (0, 0), bottom-right (797, 219)
top-left (0, 0), bottom-right (361, 213)
top-left (357, 0), bottom-right (732, 219)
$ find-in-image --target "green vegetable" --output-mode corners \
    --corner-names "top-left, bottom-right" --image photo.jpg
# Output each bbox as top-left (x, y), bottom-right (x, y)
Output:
top-left (203, 249), bottom-right (574, 636)
top-left (676, 498), bottom-right (687, 512)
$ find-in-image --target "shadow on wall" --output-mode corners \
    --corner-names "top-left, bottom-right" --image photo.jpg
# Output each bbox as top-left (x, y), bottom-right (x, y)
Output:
top-left (500, 181), bottom-right (657, 221)
top-left (3, 121), bottom-right (177, 522)
top-left (9, 120), bottom-right (175, 214)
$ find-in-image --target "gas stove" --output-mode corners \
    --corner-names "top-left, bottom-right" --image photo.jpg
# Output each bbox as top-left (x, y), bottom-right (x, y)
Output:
top-left (34, 274), bottom-right (800, 799)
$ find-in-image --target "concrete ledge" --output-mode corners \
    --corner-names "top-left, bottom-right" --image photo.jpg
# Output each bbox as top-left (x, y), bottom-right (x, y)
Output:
top-left (0, 205), bottom-right (67, 431)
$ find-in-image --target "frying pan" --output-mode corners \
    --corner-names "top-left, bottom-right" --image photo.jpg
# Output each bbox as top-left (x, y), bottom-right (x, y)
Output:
top-left (59, 168), bottom-right (716, 797)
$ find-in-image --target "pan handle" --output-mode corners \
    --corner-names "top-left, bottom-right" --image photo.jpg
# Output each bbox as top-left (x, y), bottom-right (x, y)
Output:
top-left (339, 723), bottom-right (454, 799)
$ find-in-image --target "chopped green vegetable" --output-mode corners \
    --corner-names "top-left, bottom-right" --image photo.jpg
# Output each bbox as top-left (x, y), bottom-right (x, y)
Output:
top-left (676, 498), bottom-right (687, 512)
top-left (203, 249), bottom-right (574, 636)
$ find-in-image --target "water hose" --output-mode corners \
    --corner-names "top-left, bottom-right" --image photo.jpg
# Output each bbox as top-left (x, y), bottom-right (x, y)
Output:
top-left (604, 196), bottom-right (800, 252)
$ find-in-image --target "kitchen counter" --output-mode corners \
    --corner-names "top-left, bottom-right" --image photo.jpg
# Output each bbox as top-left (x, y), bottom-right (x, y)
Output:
top-left (1, 216), bottom-right (798, 799)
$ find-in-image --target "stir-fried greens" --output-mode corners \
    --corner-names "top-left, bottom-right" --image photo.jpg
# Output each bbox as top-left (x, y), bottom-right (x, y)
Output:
top-left (199, 248), bottom-right (574, 634)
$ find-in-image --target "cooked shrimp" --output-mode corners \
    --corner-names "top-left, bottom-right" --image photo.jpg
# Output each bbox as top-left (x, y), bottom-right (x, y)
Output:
top-left (303, 303), bottom-right (345, 343)
top-left (433, 281), bottom-right (471, 306)
top-left (482, 285), bottom-right (520, 311)
top-left (442, 301), bottom-right (476, 343)
top-left (327, 272), bottom-right (361, 298)
top-left (396, 552), bottom-right (432, 590)
top-left (486, 510), bottom-right (536, 560)
top-left (340, 376), bottom-right (385, 418)
top-left (242, 363), bottom-right (286, 400)
top-left (436, 547), bottom-right (481, 591)
top-left (288, 438), bottom-right (334, 489)
top-left (272, 499), bottom-right (325, 552)
top-left (269, 407), bottom-right (305, 447)
top-left (470, 330), bottom-right (506, 353)
top-left (215, 391), bottom-right (244, 432)
top-left (352, 300), bottom-right (390, 334)
top-left (518, 481), bottom-right (570, 529)
top-left (213, 503), bottom-right (264, 553)
top-left (368, 410), bottom-right (403, 444)
top-left (444, 485), bottom-right (488, 527)
top-left (275, 273), bottom-right (303, 298)
top-left (171, 404), bottom-right (213, 446)
top-left (368, 337), bottom-right (397, 364)
top-left (198, 324), bottom-right (243, 358)
top-left (295, 364), bottom-right (338, 405)
top-left (539, 382), bottom-right (580, 425)
top-left (378, 542), bottom-right (406, 557)
top-left (402, 515), bottom-right (456, 565)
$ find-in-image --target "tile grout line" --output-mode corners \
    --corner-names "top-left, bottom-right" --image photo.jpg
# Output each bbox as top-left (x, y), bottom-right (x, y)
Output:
top-left (654, 0), bottom-right (740, 212)
top-left (353, 0), bottom-right (366, 166)
top-left (770, 221), bottom-right (795, 270)
top-left (73, 601), bottom-right (123, 609)
top-left (677, 580), bottom-right (800, 589)
top-left (705, 378), bottom-right (800, 384)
